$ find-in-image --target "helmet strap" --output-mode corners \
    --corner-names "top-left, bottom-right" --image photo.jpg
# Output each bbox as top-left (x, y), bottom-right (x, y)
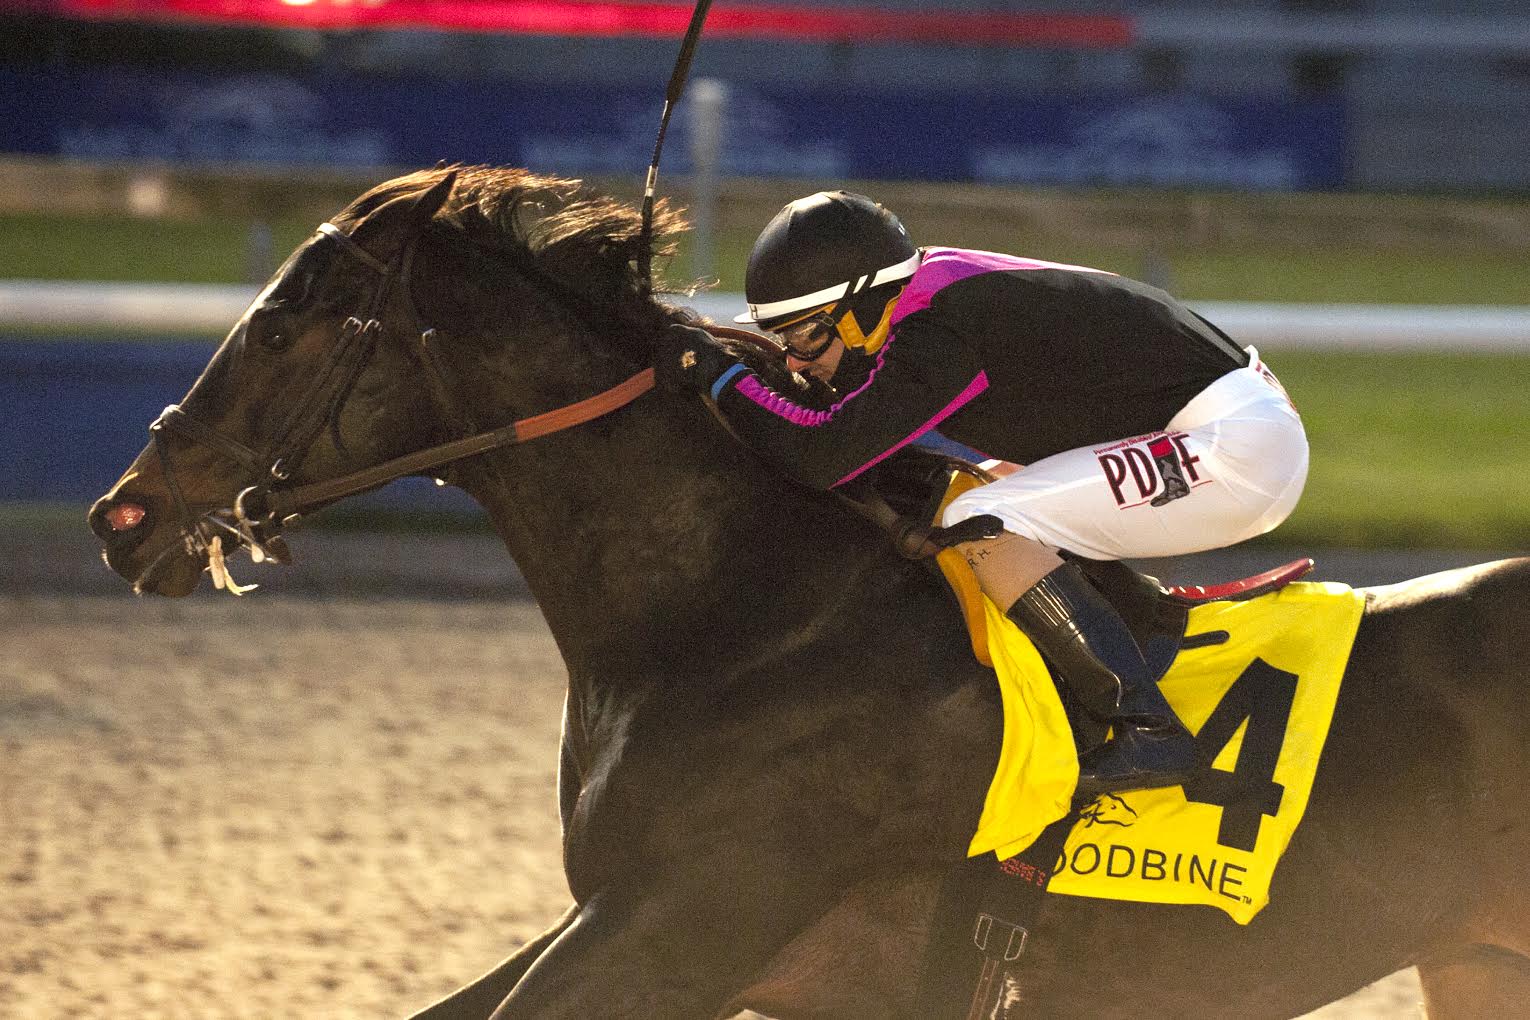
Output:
top-left (820, 272), bottom-right (872, 344)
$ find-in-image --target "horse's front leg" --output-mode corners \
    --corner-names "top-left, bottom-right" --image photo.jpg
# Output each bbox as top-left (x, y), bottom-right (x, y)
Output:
top-left (489, 865), bottom-right (833, 1020)
top-left (409, 904), bottom-right (578, 1020)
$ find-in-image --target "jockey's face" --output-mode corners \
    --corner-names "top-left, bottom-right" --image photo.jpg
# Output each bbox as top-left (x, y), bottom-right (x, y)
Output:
top-left (777, 306), bottom-right (847, 383)
top-left (785, 334), bottom-right (846, 383)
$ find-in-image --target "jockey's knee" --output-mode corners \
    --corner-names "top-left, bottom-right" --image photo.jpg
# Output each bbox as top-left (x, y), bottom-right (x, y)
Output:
top-left (941, 488), bottom-right (990, 530)
top-left (942, 486), bottom-right (1040, 542)
top-left (941, 493), bottom-right (1061, 606)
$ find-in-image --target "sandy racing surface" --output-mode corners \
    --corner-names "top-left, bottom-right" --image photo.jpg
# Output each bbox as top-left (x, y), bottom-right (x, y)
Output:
top-left (3, 595), bottom-right (571, 1018)
top-left (0, 528), bottom-right (1449, 1018)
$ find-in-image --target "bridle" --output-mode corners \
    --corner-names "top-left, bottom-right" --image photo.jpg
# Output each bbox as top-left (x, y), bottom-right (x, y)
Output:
top-left (146, 212), bottom-right (656, 585)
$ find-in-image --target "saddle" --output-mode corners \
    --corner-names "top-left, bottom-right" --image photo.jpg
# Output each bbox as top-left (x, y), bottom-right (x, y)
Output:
top-left (850, 449), bottom-right (1316, 677)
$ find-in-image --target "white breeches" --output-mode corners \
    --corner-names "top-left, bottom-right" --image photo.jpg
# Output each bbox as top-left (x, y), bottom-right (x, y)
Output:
top-left (942, 348), bottom-right (1309, 561)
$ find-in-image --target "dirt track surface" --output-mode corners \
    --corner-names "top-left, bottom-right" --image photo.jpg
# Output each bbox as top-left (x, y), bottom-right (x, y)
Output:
top-left (1, 527), bottom-right (1454, 1018)
top-left (2, 594), bottom-right (571, 1018)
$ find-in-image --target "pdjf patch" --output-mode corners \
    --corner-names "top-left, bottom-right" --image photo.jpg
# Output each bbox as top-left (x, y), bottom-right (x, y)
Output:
top-left (1094, 431), bottom-right (1207, 509)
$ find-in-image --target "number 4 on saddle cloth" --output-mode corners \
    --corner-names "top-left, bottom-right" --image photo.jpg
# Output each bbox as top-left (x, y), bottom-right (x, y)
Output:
top-left (919, 467), bottom-right (1367, 925)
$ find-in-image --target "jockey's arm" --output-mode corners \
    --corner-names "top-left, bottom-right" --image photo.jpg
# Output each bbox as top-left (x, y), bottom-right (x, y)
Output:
top-left (712, 318), bottom-right (987, 490)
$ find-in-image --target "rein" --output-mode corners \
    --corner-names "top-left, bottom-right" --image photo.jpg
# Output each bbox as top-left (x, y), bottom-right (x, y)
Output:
top-left (259, 367), bottom-right (654, 520)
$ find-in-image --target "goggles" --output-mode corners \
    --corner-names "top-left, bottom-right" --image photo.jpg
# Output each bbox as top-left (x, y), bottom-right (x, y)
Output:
top-left (773, 308), bottom-right (840, 362)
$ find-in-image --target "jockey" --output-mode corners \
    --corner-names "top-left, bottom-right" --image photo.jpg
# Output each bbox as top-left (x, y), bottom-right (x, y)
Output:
top-left (658, 191), bottom-right (1308, 799)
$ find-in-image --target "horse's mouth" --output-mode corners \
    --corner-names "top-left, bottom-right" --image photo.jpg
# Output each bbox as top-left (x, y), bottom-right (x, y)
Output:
top-left (90, 496), bottom-right (194, 597)
top-left (131, 526), bottom-right (282, 597)
top-left (103, 535), bottom-right (205, 597)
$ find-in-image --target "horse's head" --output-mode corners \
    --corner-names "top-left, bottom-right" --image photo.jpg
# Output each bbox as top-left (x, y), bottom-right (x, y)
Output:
top-left (87, 164), bottom-right (615, 593)
top-left (88, 171), bottom-right (471, 595)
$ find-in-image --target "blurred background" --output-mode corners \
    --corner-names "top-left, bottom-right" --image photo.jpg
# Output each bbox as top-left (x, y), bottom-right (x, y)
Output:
top-left (3, 4), bottom-right (1525, 1017)
top-left (2, 0), bottom-right (1528, 548)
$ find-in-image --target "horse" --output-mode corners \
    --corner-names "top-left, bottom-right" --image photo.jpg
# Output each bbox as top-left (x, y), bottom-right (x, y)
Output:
top-left (89, 165), bottom-right (1530, 1018)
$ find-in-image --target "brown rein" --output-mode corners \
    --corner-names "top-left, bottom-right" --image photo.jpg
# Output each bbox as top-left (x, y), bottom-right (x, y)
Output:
top-left (250, 235), bottom-right (781, 522)
top-left (260, 366), bottom-right (655, 520)
top-left (262, 324), bottom-right (775, 519)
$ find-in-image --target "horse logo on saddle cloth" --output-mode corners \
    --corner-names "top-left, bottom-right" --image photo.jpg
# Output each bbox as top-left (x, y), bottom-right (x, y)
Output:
top-left (929, 474), bottom-right (1367, 925)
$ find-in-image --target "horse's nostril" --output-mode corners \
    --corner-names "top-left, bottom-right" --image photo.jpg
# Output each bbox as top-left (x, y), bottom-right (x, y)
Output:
top-left (90, 497), bottom-right (152, 547)
top-left (105, 503), bottom-right (147, 532)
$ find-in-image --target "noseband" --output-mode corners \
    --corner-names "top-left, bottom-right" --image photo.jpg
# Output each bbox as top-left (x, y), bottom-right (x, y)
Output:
top-left (147, 217), bottom-right (656, 585)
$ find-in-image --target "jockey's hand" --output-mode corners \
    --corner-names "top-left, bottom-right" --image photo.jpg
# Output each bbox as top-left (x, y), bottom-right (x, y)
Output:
top-left (655, 323), bottom-right (739, 394)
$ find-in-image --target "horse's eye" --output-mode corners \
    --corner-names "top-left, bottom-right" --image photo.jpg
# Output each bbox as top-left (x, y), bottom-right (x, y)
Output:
top-left (250, 309), bottom-right (298, 352)
top-left (255, 325), bottom-right (295, 352)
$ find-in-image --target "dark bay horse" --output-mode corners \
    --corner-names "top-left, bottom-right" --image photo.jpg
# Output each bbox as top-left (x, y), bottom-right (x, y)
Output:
top-left (89, 166), bottom-right (1530, 1018)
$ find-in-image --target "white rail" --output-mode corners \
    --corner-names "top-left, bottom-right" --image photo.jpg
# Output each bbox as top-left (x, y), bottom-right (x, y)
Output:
top-left (0, 281), bottom-right (256, 334)
top-left (688, 293), bottom-right (1530, 352)
top-left (3, 280), bottom-right (1528, 352)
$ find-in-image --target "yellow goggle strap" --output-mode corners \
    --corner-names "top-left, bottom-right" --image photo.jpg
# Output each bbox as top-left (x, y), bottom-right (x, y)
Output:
top-left (836, 289), bottom-right (902, 355)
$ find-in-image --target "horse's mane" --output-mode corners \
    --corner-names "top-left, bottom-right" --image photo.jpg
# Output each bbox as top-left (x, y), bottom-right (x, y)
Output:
top-left (347, 164), bottom-right (820, 401)
top-left (348, 165), bottom-right (686, 335)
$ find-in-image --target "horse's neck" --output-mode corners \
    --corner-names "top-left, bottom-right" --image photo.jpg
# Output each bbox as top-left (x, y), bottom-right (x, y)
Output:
top-left (411, 249), bottom-right (889, 684)
top-left (459, 399), bottom-right (874, 677)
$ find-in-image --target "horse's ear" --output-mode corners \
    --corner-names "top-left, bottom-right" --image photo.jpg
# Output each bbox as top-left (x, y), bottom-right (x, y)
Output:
top-left (408, 170), bottom-right (458, 230)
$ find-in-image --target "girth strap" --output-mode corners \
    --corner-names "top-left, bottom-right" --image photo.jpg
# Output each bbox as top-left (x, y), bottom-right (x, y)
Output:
top-left (911, 810), bottom-right (1081, 1020)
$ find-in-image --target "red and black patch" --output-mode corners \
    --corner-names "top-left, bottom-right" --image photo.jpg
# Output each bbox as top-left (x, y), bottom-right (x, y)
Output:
top-left (1095, 432), bottom-right (1207, 509)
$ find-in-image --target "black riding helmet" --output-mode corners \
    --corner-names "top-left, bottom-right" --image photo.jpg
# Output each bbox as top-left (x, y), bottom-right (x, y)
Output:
top-left (735, 191), bottom-right (920, 334)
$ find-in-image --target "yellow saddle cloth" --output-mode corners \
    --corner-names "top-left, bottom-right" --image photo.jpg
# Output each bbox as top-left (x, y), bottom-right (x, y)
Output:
top-left (965, 581), bottom-right (1366, 924)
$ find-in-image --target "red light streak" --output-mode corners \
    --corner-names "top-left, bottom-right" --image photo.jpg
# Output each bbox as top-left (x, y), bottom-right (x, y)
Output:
top-left (43, 0), bottom-right (1135, 48)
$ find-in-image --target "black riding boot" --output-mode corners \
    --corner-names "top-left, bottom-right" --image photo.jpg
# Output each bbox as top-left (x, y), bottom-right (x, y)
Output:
top-left (1006, 561), bottom-right (1197, 800)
